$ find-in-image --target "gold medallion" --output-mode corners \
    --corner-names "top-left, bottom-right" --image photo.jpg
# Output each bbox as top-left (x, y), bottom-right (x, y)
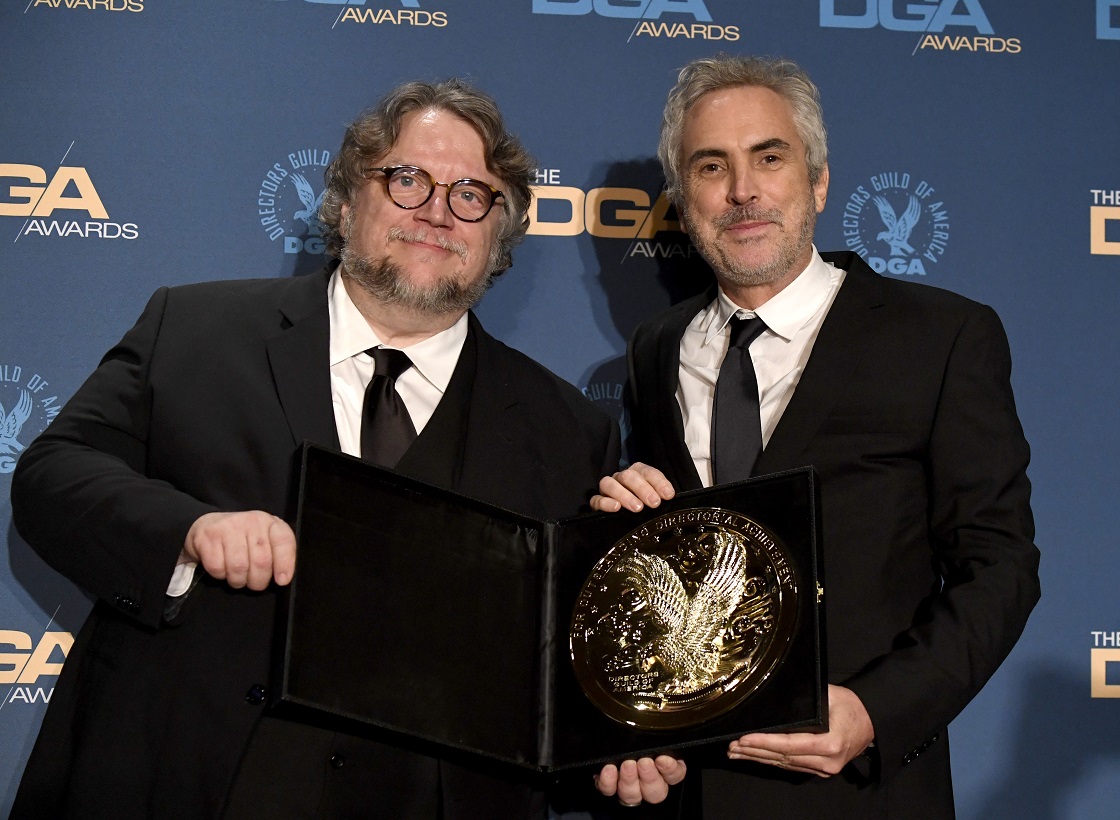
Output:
top-left (570, 508), bottom-right (799, 729)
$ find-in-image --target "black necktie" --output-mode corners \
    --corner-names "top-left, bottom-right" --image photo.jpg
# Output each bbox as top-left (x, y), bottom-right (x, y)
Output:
top-left (712, 315), bottom-right (768, 484)
top-left (360, 347), bottom-right (417, 468)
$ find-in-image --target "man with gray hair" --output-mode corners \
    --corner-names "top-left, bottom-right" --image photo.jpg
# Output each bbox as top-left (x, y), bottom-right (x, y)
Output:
top-left (10, 79), bottom-right (618, 819)
top-left (593, 55), bottom-right (1039, 817)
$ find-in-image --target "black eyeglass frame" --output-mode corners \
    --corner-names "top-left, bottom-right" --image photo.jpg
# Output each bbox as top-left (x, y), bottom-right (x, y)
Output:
top-left (364, 165), bottom-right (505, 223)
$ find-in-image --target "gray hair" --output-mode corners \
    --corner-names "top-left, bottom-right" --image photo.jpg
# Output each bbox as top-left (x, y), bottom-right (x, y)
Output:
top-left (319, 79), bottom-right (535, 276)
top-left (658, 55), bottom-right (828, 207)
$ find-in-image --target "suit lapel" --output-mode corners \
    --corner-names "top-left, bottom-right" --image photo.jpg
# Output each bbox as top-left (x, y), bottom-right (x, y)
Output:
top-left (754, 253), bottom-right (885, 474)
top-left (266, 267), bottom-right (340, 451)
top-left (456, 313), bottom-right (521, 498)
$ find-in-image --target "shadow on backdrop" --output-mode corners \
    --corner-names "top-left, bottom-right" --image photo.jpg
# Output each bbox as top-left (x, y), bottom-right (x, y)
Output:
top-left (576, 158), bottom-right (711, 462)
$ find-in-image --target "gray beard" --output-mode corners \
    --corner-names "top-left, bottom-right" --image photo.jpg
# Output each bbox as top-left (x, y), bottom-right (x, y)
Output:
top-left (692, 195), bottom-right (818, 288)
top-left (339, 243), bottom-right (492, 317)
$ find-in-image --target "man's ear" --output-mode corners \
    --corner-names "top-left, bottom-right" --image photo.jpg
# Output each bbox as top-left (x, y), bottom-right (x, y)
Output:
top-left (339, 202), bottom-right (351, 239)
top-left (814, 164), bottom-right (829, 214)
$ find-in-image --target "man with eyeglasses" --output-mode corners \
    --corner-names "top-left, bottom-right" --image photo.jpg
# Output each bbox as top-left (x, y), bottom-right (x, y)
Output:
top-left (9, 80), bottom-right (624, 819)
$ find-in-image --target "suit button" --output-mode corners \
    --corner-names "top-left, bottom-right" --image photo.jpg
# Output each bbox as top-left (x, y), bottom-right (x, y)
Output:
top-left (902, 753), bottom-right (914, 765)
top-left (115, 595), bottom-right (138, 612)
top-left (329, 754), bottom-right (345, 769)
top-left (244, 684), bottom-right (266, 705)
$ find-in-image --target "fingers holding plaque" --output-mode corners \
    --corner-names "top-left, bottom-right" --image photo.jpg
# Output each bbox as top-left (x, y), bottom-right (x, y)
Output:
top-left (570, 508), bottom-right (799, 730)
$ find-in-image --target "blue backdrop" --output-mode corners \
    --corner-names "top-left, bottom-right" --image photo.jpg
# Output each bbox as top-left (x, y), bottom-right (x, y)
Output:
top-left (2, 1), bottom-right (1118, 816)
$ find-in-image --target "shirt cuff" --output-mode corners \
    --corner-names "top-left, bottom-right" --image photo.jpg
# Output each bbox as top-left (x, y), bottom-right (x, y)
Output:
top-left (167, 561), bottom-right (197, 597)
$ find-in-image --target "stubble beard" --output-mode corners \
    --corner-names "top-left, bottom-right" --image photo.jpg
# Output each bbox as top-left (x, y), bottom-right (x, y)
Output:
top-left (340, 225), bottom-right (493, 317)
top-left (689, 192), bottom-right (818, 288)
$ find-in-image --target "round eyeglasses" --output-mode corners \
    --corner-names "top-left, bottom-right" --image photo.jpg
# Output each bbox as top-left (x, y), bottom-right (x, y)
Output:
top-left (365, 165), bottom-right (505, 222)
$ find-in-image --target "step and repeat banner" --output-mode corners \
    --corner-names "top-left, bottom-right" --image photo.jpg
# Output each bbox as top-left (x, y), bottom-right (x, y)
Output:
top-left (2, 1), bottom-right (1118, 816)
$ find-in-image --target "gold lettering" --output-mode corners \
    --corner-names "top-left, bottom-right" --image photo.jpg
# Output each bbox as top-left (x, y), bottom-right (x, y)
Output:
top-left (16, 632), bottom-right (72, 684)
top-left (31, 167), bottom-right (108, 218)
top-left (0, 631), bottom-right (32, 683)
top-left (1091, 206), bottom-right (1120, 255)
top-left (0, 164), bottom-right (48, 216)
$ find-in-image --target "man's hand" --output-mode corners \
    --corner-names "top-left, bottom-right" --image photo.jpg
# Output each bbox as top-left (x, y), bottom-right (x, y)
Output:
top-left (594, 756), bottom-right (686, 806)
top-left (182, 511), bottom-right (297, 591)
top-left (591, 462), bottom-right (677, 513)
top-left (727, 684), bottom-right (874, 777)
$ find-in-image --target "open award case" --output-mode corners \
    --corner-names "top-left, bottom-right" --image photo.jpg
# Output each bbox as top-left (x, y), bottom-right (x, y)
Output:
top-left (272, 443), bottom-right (826, 776)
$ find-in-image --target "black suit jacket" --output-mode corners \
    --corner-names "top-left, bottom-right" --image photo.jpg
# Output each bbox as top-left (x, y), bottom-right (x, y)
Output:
top-left (10, 265), bottom-right (619, 820)
top-left (626, 252), bottom-right (1039, 819)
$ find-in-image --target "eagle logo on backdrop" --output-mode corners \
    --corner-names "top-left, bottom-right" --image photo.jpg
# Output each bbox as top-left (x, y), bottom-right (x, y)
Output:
top-left (255, 148), bottom-right (332, 256)
top-left (872, 194), bottom-right (921, 257)
top-left (839, 172), bottom-right (951, 277)
top-left (291, 173), bottom-right (326, 231)
top-left (0, 367), bottom-right (61, 474)
top-left (0, 390), bottom-right (33, 458)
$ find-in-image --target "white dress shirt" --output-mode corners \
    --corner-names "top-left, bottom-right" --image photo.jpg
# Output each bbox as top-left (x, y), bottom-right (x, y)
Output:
top-left (677, 247), bottom-right (845, 487)
top-left (327, 269), bottom-right (467, 456)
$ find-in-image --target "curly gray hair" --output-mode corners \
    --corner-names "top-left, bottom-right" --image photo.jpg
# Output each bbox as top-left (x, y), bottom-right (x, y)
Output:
top-left (319, 79), bottom-right (535, 276)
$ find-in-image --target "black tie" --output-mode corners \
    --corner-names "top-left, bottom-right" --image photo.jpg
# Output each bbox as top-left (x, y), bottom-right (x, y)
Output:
top-left (360, 347), bottom-right (417, 468)
top-left (712, 315), bottom-right (768, 484)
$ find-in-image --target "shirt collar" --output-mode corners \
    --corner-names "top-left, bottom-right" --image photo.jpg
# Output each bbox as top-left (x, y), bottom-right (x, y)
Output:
top-left (703, 246), bottom-right (837, 346)
top-left (327, 268), bottom-right (467, 392)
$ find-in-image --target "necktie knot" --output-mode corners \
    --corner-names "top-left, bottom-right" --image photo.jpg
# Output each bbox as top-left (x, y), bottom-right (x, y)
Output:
top-left (367, 347), bottom-right (413, 382)
top-left (727, 315), bottom-right (767, 350)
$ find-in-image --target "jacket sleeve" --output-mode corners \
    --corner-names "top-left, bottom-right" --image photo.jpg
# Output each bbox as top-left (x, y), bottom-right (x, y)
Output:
top-left (10, 287), bottom-right (219, 629)
top-left (845, 303), bottom-right (1040, 780)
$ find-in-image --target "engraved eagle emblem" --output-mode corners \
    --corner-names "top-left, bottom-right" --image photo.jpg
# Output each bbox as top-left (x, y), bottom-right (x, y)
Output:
top-left (290, 173), bottom-right (325, 233)
top-left (873, 194), bottom-right (921, 257)
top-left (0, 389), bottom-right (33, 455)
top-left (619, 531), bottom-right (748, 694)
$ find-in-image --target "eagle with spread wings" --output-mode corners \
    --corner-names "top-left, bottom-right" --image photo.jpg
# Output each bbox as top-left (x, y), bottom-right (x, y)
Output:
top-left (873, 193), bottom-right (922, 257)
top-left (0, 389), bottom-right (33, 456)
top-left (290, 173), bottom-right (326, 232)
top-left (619, 532), bottom-right (748, 694)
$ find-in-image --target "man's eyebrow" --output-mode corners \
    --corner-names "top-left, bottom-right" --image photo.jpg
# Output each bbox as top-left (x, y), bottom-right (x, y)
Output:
top-left (684, 148), bottom-right (728, 168)
top-left (750, 137), bottom-right (793, 154)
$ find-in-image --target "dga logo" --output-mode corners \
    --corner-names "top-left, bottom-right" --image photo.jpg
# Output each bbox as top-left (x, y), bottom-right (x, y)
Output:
top-left (820, 0), bottom-right (1021, 54)
top-left (257, 149), bottom-right (332, 255)
top-left (1091, 631), bottom-right (1120, 697)
top-left (2, 154), bottom-right (139, 241)
top-left (270, 0), bottom-right (448, 27)
top-left (0, 365), bottom-right (60, 473)
top-left (840, 172), bottom-right (949, 276)
top-left (1099, 0), bottom-right (1120, 40)
top-left (0, 626), bottom-right (72, 707)
top-left (528, 168), bottom-right (698, 261)
top-left (532, 0), bottom-right (739, 41)
top-left (28, 0), bottom-right (143, 11)
top-left (1091, 188), bottom-right (1120, 255)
